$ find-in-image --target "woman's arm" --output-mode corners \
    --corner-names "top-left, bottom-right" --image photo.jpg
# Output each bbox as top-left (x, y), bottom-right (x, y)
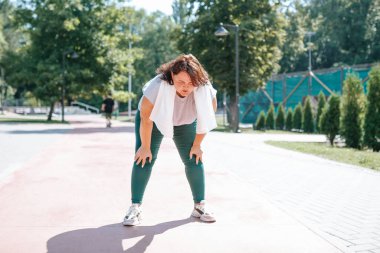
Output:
top-left (189, 97), bottom-right (217, 164)
top-left (135, 96), bottom-right (154, 168)
top-left (190, 134), bottom-right (206, 165)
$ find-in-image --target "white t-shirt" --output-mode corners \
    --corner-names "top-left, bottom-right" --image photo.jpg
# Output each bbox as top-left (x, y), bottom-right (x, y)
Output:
top-left (138, 75), bottom-right (217, 126)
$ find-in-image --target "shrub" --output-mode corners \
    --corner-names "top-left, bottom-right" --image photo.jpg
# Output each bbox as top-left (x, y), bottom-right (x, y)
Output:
top-left (320, 95), bottom-right (340, 146)
top-left (285, 108), bottom-right (293, 131)
top-left (266, 104), bottom-right (275, 130)
top-left (255, 111), bottom-right (266, 130)
top-left (316, 91), bottom-right (326, 132)
top-left (340, 74), bottom-right (365, 149)
top-left (303, 96), bottom-right (314, 133)
top-left (293, 103), bottom-right (303, 131)
top-left (276, 104), bottom-right (285, 130)
top-left (364, 66), bottom-right (380, 151)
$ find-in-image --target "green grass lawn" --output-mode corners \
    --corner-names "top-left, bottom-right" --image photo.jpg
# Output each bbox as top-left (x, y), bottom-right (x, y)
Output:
top-left (0, 117), bottom-right (67, 124)
top-left (115, 115), bottom-right (135, 123)
top-left (213, 124), bottom-right (302, 134)
top-left (266, 141), bottom-right (380, 171)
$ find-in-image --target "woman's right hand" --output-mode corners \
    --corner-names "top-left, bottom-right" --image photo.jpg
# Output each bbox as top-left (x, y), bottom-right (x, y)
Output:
top-left (134, 146), bottom-right (152, 168)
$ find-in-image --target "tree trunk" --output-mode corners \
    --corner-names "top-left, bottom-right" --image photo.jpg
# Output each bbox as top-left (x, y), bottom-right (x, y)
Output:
top-left (227, 96), bottom-right (239, 132)
top-left (47, 101), bottom-right (55, 121)
top-left (329, 135), bottom-right (335, 146)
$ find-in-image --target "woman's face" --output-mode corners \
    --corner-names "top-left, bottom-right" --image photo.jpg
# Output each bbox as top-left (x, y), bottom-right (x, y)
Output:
top-left (172, 71), bottom-right (195, 98)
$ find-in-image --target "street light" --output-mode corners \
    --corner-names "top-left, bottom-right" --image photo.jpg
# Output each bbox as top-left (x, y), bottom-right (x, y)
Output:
top-left (215, 23), bottom-right (240, 133)
top-left (305, 31), bottom-right (316, 95)
top-left (61, 50), bottom-right (79, 123)
top-left (305, 31), bottom-right (316, 71)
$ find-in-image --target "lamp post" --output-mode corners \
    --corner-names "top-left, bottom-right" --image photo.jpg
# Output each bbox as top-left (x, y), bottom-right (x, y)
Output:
top-left (61, 50), bottom-right (79, 123)
top-left (305, 31), bottom-right (315, 95)
top-left (306, 31), bottom-right (316, 71)
top-left (215, 23), bottom-right (240, 133)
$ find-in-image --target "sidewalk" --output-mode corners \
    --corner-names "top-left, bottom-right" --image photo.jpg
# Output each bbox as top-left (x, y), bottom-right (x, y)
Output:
top-left (0, 116), bottom-right (341, 253)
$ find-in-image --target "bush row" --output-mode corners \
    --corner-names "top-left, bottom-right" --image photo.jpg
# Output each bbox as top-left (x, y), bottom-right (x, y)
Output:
top-left (254, 66), bottom-right (380, 151)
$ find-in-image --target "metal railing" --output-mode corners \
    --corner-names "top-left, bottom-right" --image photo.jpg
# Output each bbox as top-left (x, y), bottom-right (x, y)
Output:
top-left (71, 101), bottom-right (99, 114)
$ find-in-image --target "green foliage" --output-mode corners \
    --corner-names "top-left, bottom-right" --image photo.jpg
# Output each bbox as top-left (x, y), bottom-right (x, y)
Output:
top-left (365, 0), bottom-right (380, 62)
top-left (320, 95), bottom-right (340, 146)
top-left (3, 1), bottom-right (143, 120)
top-left (178, 0), bottom-right (284, 130)
top-left (276, 103), bottom-right (285, 130)
top-left (278, 1), bottom-right (307, 73)
top-left (364, 66), bottom-right (380, 151)
top-left (340, 74), bottom-right (365, 149)
top-left (255, 111), bottom-right (266, 130)
top-left (112, 91), bottom-right (135, 103)
top-left (278, 0), bottom-right (380, 72)
top-left (285, 108), bottom-right (293, 131)
top-left (1, 0), bottom-right (26, 89)
top-left (293, 103), bottom-right (303, 130)
top-left (133, 10), bottom-right (180, 109)
top-left (266, 104), bottom-right (275, 130)
top-left (302, 96), bottom-right (314, 133)
top-left (316, 91), bottom-right (327, 132)
top-left (172, 0), bottom-right (191, 28)
top-left (0, 0), bottom-right (13, 56)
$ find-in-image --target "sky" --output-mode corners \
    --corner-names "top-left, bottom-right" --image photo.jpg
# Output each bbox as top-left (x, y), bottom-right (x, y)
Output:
top-left (125, 0), bottom-right (174, 15)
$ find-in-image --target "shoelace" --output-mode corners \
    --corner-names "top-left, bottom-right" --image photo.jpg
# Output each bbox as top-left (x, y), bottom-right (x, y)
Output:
top-left (126, 206), bottom-right (140, 218)
top-left (195, 205), bottom-right (211, 215)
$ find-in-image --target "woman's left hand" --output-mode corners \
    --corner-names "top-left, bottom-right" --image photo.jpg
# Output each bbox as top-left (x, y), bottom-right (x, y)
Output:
top-left (189, 145), bottom-right (203, 165)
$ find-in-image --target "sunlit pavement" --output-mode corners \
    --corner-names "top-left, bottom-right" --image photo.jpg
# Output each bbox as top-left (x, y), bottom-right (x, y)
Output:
top-left (0, 115), bottom-right (361, 252)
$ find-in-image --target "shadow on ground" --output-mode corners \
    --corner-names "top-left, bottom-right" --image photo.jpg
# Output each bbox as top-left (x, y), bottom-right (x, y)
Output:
top-left (6, 126), bottom-right (135, 135)
top-left (47, 218), bottom-right (196, 253)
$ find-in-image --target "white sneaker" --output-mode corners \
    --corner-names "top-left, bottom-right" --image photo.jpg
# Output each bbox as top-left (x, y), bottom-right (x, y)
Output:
top-left (123, 204), bottom-right (142, 226)
top-left (191, 200), bottom-right (216, 222)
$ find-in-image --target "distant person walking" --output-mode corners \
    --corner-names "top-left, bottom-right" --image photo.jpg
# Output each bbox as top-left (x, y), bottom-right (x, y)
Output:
top-left (101, 93), bottom-right (115, 128)
top-left (123, 54), bottom-right (218, 226)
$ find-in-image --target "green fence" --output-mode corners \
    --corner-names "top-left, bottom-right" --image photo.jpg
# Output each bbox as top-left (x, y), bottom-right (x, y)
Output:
top-left (240, 64), bottom-right (373, 124)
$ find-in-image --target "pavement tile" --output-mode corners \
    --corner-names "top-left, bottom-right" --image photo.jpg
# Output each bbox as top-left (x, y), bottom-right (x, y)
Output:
top-left (0, 117), bottom-right (341, 253)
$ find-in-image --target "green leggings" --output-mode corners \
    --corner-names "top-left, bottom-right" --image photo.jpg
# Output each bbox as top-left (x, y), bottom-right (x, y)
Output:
top-left (131, 111), bottom-right (205, 204)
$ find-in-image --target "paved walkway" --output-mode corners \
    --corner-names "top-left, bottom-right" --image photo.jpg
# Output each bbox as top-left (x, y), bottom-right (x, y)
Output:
top-left (0, 115), bottom-right (341, 253)
top-left (0, 121), bottom-right (73, 181)
top-left (203, 133), bottom-right (380, 253)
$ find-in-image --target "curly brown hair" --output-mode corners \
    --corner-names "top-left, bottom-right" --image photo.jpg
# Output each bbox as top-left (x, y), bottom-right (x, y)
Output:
top-left (156, 54), bottom-right (209, 87)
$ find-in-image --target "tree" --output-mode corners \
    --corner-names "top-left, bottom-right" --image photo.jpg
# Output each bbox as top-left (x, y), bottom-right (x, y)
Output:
top-left (255, 111), bottom-right (266, 130)
top-left (178, 0), bottom-right (284, 131)
top-left (364, 66), bottom-right (380, 151)
top-left (0, 13), bottom-right (7, 58)
top-left (172, 0), bottom-right (192, 28)
top-left (9, 1), bottom-right (138, 120)
top-left (278, 0), bottom-right (379, 72)
top-left (303, 96), bottom-right (314, 133)
top-left (340, 74), bottom-right (365, 149)
top-left (316, 91), bottom-right (326, 132)
top-left (365, 0), bottom-right (380, 62)
top-left (293, 103), bottom-right (303, 131)
top-left (276, 103), bottom-right (285, 130)
top-left (266, 103), bottom-right (275, 130)
top-left (320, 95), bottom-right (340, 146)
top-left (307, 0), bottom-right (372, 69)
top-left (285, 108), bottom-right (293, 131)
top-left (1, 1), bottom-right (23, 97)
top-left (278, 1), bottom-right (307, 73)
top-left (133, 10), bottom-right (180, 109)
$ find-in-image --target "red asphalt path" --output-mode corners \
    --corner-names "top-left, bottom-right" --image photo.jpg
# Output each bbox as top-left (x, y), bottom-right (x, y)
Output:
top-left (0, 116), bottom-right (341, 253)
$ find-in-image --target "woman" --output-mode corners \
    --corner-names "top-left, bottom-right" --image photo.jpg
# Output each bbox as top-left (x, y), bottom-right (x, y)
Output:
top-left (123, 54), bottom-right (217, 226)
